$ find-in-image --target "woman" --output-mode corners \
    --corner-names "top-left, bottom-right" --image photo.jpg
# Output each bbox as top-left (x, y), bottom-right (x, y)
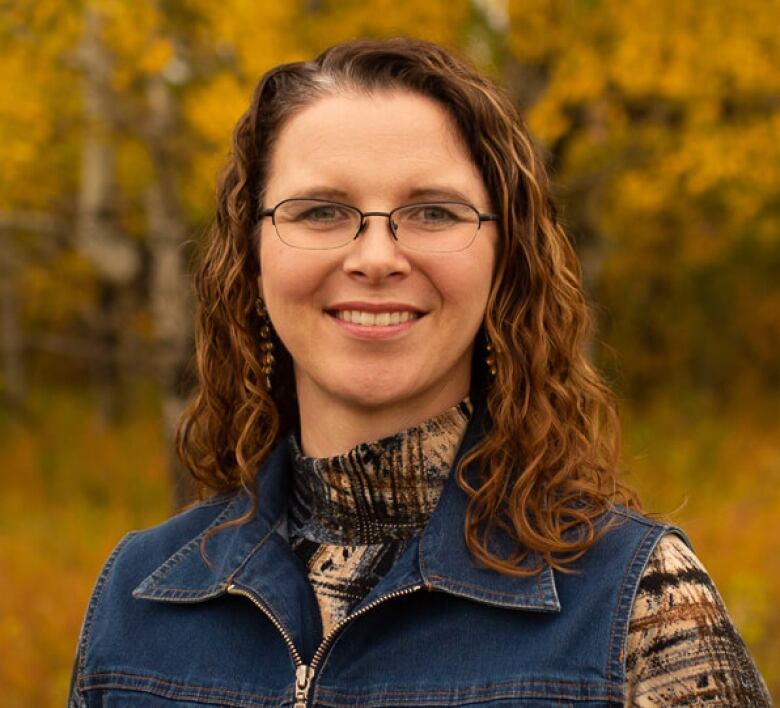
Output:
top-left (69, 38), bottom-right (770, 706)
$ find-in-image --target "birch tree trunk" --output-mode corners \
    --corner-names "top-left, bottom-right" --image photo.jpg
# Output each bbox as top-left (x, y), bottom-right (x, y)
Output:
top-left (145, 71), bottom-right (195, 510)
top-left (76, 8), bottom-right (141, 422)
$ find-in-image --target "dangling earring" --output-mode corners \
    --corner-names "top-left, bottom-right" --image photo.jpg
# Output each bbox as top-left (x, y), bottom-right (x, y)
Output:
top-left (255, 297), bottom-right (275, 391)
top-left (485, 339), bottom-right (497, 376)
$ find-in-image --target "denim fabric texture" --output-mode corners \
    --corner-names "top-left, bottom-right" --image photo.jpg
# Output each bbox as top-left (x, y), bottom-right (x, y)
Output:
top-left (69, 408), bottom-right (687, 707)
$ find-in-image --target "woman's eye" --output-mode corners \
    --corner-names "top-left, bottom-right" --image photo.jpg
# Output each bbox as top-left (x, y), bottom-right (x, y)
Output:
top-left (302, 206), bottom-right (344, 222)
top-left (425, 207), bottom-right (451, 221)
top-left (407, 205), bottom-right (458, 225)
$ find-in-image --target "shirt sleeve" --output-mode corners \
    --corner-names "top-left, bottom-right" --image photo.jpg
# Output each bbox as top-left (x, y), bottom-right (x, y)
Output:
top-left (624, 533), bottom-right (772, 706)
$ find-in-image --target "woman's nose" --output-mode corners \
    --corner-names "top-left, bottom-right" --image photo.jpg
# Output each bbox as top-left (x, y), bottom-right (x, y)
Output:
top-left (341, 215), bottom-right (411, 282)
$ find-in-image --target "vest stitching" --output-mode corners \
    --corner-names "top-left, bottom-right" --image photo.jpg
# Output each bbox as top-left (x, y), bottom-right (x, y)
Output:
top-left (418, 526), bottom-right (553, 603)
top-left (228, 516), bottom-right (286, 581)
top-left (423, 573), bottom-right (548, 601)
top-left (80, 671), bottom-right (281, 704)
top-left (134, 496), bottom-right (243, 591)
top-left (315, 677), bottom-right (624, 700)
top-left (76, 531), bottom-right (139, 685)
top-left (318, 679), bottom-right (620, 693)
top-left (606, 523), bottom-right (665, 687)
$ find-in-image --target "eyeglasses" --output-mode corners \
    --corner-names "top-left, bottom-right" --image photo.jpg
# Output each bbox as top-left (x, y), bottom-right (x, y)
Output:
top-left (259, 198), bottom-right (498, 253)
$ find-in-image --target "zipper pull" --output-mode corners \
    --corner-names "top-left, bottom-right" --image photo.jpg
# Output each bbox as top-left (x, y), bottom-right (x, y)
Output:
top-left (293, 664), bottom-right (314, 708)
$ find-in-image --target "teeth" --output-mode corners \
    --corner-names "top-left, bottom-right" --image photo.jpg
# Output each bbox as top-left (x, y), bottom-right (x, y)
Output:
top-left (334, 310), bottom-right (419, 326)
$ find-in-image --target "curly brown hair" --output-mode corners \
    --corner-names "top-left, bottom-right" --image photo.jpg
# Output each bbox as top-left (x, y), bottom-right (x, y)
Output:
top-left (177, 37), bottom-right (641, 576)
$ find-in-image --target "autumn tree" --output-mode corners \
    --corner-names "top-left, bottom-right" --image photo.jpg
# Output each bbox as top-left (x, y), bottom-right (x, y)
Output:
top-left (506, 0), bottom-right (780, 400)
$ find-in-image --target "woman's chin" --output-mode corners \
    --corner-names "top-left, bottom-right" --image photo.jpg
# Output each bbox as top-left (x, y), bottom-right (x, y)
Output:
top-left (331, 379), bottom-right (420, 412)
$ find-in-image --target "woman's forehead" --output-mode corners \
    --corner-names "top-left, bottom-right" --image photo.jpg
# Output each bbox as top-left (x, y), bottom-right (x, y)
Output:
top-left (265, 90), bottom-right (485, 204)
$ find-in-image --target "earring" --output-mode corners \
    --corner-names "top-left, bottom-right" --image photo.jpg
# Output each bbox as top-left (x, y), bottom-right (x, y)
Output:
top-left (485, 340), bottom-right (497, 376)
top-left (255, 297), bottom-right (275, 391)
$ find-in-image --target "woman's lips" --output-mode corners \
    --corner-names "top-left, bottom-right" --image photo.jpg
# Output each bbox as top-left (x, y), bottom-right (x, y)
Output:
top-left (325, 307), bottom-right (425, 338)
top-left (332, 309), bottom-right (420, 326)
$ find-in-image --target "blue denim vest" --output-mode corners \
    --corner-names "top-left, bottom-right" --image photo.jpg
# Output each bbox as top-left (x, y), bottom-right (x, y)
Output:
top-left (70, 411), bottom-right (687, 707)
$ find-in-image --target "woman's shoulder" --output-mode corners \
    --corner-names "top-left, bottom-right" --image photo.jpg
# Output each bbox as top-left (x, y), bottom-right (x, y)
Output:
top-left (90, 491), bottom-right (243, 595)
top-left (570, 510), bottom-right (771, 704)
top-left (566, 504), bottom-right (691, 576)
top-left (135, 490), bottom-right (239, 545)
top-left (598, 505), bottom-right (694, 561)
top-left (605, 504), bottom-right (690, 539)
top-left (625, 532), bottom-right (772, 705)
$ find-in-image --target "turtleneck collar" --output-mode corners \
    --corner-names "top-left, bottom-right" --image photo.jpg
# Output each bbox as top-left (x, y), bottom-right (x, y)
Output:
top-left (287, 398), bottom-right (473, 545)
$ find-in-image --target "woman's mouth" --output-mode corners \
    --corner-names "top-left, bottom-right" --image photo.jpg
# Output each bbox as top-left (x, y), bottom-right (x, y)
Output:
top-left (325, 305), bottom-right (425, 338)
top-left (331, 310), bottom-right (421, 326)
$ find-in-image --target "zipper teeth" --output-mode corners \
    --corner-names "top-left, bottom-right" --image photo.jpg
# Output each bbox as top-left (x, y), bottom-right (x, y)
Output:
top-left (226, 583), bottom-right (303, 668)
top-left (309, 583), bottom-right (423, 672)
top-left (228, 581), bottom-right (424, 707)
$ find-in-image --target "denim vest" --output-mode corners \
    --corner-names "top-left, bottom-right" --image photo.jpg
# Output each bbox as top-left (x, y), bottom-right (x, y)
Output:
top-left (70, 411), bottom-right (687, 707)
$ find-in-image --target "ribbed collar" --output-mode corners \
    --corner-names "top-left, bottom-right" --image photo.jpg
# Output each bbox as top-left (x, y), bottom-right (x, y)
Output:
top-left (287, 398), bottom-right (473, 545)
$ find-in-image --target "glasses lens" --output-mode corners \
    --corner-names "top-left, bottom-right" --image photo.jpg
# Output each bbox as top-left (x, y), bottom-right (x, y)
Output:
top-left (393, 202), bottom-right (480, 252)
top-left (273, 199), bottom-right (360, 249)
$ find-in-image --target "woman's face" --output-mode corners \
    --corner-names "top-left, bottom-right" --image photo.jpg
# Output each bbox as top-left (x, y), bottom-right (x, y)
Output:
top-left (259, 90), bottom-right (496, 426)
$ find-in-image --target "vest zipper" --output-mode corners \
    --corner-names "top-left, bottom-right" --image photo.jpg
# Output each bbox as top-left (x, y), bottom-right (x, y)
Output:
top-left (227, 581), bottom-right (423, 707)
top-left (294, 665), bottom-right (315, 708)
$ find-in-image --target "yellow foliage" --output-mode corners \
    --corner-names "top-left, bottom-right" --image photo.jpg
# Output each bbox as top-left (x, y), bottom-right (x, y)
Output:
top-left (181, 72), bottom-right (250, 220)
top-left (184, 73), bottom-right (248, 153)
top-left (189, 0), bottom-right (304, 78)
top-left (301, 0), bottom-right (471, 49)
top-left (137, 36), bottom-right (174, 75)
top-left (0, 32), bottom-right (80, 208)
top-left (527, 95), bottom-right (569, 144)
top-left (0, 389), bottom-right (169, 705)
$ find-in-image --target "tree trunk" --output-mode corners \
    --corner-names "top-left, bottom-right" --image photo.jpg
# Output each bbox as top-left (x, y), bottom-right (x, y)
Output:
top-left (145, 71), bottom-right (195, 510)
top-left (76, 8), bottom-right (141, 422)
top-left (0, 243), bottom-right (25, 407)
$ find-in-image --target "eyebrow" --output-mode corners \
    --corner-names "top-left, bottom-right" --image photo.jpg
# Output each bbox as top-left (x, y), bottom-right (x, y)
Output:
top-left (287, 185), bottom-right (474, 204)
top-left (406, 186), bottom-right (473, 203)
top-left (288, 186), bottom-right (351, 201)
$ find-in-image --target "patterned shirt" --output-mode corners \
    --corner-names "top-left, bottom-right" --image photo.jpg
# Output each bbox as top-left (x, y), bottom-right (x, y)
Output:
top-left (626, 534), bottom-right (771, 705)
top-left (287, 400), bottom-right (771, 705)
top-left (288, 399), bottom-right (473, 635)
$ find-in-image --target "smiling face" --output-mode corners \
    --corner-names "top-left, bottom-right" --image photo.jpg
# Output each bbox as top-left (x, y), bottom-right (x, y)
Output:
top-left (259, 90), bottom-right (497, 453)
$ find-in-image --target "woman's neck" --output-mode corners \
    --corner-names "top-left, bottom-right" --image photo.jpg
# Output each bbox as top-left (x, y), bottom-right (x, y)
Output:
top-left (296, 382), bottom-right (471, 457)
top-left (288, 397), bottom-right (473, 545)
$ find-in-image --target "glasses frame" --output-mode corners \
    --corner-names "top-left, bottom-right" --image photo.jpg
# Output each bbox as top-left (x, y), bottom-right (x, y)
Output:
top-left (258, 197), bottom-right (498, 252)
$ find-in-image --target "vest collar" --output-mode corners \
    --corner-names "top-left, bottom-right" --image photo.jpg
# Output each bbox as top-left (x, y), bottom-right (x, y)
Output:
top-left (132, 441), bottom-right (292, 603)
top-left (416, 406), bottom-right (560, 612)
top-left (133, 404), bottom-right (560, 614)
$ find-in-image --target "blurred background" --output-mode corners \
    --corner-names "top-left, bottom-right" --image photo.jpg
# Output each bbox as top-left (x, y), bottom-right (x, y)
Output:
top-left (1, 0), bottom-right (778, 703)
